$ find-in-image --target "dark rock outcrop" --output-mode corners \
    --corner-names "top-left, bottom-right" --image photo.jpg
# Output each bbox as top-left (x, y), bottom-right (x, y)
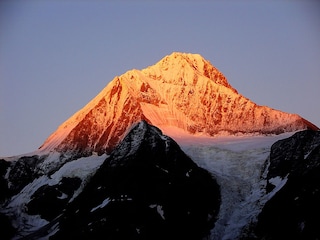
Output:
top-left (26, 177), bottom-right (81, 221)
top-left (7, 155), bottom-right (43, 194)
top-left (0, 159), bottom-right (11, 202)
top-left (253, 130), bottom-right (320, 240)
top-left (0, 212), bottom-right (16, 240)
top-left (51, 121), bottom-right (221, 240)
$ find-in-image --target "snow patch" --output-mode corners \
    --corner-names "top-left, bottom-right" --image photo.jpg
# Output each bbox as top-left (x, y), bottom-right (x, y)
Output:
top-left (90, 198), bottom-right (111, 212)
top-left (267, 175), bottom-right (289, 198)
top-left (50, 154), bottom-right (107, 184)
top-left (150, 204), bottom-right (165, 220)
top-left (57, 192), bottom-right (68, 200)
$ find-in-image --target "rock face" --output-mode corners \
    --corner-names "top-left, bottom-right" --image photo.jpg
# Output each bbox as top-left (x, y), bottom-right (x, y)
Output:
top-left (51, 121), bottom-right (220, 240)
top-left (39, 52), bottom-right (318, 156)
top-left (252, 130), bottom-right (320, 239)
top-left (1, 121), bottom-right (220, 239)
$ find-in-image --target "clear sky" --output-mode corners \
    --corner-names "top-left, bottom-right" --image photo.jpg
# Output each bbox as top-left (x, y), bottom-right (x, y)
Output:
top-left (1, 1), bottom-right (319, 156)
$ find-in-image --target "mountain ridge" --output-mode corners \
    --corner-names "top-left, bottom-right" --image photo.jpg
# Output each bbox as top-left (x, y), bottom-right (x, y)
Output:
top-left (39, 52), bottom-right (318, 155)
top-left (1, 52), bottom-right (319, 240)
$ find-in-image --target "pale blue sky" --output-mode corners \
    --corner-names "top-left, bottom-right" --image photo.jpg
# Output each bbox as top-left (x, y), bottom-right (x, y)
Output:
top-left (1, 1), bottom-right (319, 156)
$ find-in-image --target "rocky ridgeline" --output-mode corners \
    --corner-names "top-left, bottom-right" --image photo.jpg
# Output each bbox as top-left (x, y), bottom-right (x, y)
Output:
top-left (39, 52), bottom-right (318, 156)
top-left (0, 121), bottom-right (220, 240)
top-left (1, 52), bottom-right (319, 239)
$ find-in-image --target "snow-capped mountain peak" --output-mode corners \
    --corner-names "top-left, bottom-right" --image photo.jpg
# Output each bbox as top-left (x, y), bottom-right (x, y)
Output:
top-left (1, 51), bottom-right (319, 239)
top-left (38, 52), bottom-right (318, 156)
top-left (142, 52), bottom-right (236, 91)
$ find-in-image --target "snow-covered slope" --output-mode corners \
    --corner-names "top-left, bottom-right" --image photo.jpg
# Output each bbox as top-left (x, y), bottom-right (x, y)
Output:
top-left (0, 153), bottom-right (107, 239)
top-left (39, 52), bottom-right (318, 155)
top-left (169, 129), bottom-right (320, 240)
top-left (168, 130), bottom-right (296, 239)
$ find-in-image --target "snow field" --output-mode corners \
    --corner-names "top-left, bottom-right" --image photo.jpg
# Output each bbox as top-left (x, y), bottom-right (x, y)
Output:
top-left (169, 132), bottom-right (294, 239)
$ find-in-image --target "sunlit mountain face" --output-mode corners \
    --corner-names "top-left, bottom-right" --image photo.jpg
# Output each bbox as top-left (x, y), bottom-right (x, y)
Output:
top-left (39, 52), bottom-right (318, 156)
top-left (1, 52), bottom-right (319, 240)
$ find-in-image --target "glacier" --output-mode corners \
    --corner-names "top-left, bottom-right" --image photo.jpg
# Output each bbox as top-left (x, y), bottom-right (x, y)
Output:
top-left (167, 130), bottom-right (295, 239)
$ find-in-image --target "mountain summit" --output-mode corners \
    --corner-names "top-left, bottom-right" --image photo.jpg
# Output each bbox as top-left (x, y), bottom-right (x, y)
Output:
top-left (39, 52), bottom-right (318, 155)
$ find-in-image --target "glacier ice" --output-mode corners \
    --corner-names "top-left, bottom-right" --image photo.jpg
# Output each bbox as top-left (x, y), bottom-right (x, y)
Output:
top-left (169, 132), bottom-right (294, 239)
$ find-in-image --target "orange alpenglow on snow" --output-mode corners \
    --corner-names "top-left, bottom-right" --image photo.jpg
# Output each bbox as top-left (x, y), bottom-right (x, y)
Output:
top-left (39, 52), bottom-right (319, 155)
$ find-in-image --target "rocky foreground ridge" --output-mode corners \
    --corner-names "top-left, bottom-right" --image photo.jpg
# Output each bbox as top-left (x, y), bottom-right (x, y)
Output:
top-left (39, 52), bottom-right (318, 156)
top-left (1, 123), bottom-right (319, 239)
top-left (1, 121), bottom-right (220, 240)
top-left (252, 130), bottom-right (320, 239)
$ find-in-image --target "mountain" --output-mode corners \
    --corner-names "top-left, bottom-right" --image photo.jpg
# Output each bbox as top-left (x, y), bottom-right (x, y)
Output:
top-left (51, 121), bottom-right (220, 240)
top-left (1, 52), bottom-right (319, 240)
top-left (1, 121), bottom-right (220, 240)
top-left (250, 130), bottom-right (320, 239)
top-left (38, 52), bottom-right (318, 156)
